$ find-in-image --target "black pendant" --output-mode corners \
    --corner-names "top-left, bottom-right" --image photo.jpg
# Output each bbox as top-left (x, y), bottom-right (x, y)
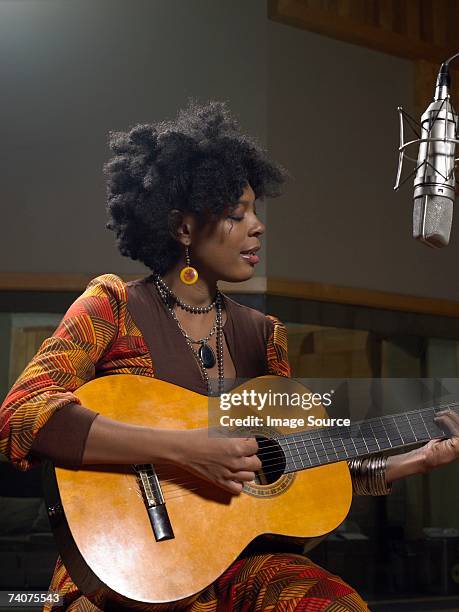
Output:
top-left (199, 343), bottom-right (216, 368)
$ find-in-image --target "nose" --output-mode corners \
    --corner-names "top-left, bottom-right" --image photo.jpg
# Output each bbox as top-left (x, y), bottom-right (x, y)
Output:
top-left (249, 212), bottom-right (265, 237)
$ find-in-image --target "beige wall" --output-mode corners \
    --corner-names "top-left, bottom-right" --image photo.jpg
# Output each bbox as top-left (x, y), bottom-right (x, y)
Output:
top-left (267, 21), bottom-right (459, 301)
top-left (0, 0), bottom-right (268, 277)
top-left (1, 1), bottom-right (458, 301)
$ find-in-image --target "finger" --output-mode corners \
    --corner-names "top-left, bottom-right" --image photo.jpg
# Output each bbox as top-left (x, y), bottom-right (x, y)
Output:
top-left (229, 470), bottom-right (256, 482)
top-left (422, 438), bottom-right (447, 456)
top-left (436, 407), bottom-right (459, 420)
top-left (425, 438), bottom-right (444, 447)
top-left (224, 479), bottom-right (243, 495)
top-left (239, 455), bottom-right (262, 471)
top-left (442, 409), bottom-right (459, 427)
top-left (240, 438), bottom-right (259, 456)
top-left (434, 413), bottom-right (459, 436)
top-left (434, 410), bottom-right (455, 426)
top-left (447, 437), bottom-right (459, 457)
top-left (226, 455), bottom-right (261, 473)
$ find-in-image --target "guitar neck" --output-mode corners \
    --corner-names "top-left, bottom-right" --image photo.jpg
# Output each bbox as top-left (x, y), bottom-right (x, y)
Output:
top-left (280, 402), bottom-right (459, 473)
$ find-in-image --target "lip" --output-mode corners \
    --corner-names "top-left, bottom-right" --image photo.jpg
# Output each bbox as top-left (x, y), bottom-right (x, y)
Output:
top-left (240, 252), bottom-right (260, 265)
top-left (240, 245), bottom-right (261, 255)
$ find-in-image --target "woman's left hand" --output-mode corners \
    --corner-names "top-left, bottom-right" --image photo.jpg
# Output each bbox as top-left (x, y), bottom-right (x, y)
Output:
top-left (421, 408), bottom-right (459, 470)
top-left (386, 408), bottom-right (459, 483)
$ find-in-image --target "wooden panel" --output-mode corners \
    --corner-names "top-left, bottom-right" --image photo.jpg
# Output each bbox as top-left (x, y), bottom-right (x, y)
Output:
top-left (0, 272), bottom-right (140, 292)
top-left (2, 273), bottom-right (459, 318)
top-left (267, 277), bottom-right (459, 318)
top-left (301, 328), bottom-right (370, 354)
top-left (414, 58), bottom-right (459, 117)
top-left (268, 0), bottom-right (458, 62)
top-left (297, 350), bottom-right (373, 377)
top-left (295, 328), bottom-right (373, 377)
top-left (404, 0), bottom-right (421, 40)
top-left (9, 326), bottom-right (56, 387)
top-left (0, 272), bottom-right (267, 294)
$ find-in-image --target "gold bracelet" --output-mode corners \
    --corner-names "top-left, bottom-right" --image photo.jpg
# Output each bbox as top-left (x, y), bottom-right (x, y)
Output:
top-left (348, 455), bottom-right (392, 496)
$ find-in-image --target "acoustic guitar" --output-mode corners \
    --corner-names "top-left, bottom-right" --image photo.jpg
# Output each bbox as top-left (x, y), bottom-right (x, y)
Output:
top-left (42, 374), bottom-right (453, 606)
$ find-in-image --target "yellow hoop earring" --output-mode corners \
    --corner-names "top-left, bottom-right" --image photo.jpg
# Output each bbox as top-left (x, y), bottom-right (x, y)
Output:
top-left (179, 245), bottom-right (198, 285)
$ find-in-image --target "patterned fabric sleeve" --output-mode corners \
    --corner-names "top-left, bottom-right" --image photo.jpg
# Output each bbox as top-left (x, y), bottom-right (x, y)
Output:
top-left (0, 274), bottom-right (127, 471)
top-left (265, 315), bottom-right (291, 378)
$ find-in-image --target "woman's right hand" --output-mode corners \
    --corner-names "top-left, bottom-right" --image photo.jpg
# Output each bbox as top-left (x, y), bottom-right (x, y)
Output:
top-left (172, 429), bottom-right (262, 495)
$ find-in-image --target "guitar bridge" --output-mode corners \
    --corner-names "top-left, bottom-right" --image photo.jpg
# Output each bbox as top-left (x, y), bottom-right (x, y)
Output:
top-left (133, 464), bottom-right (174, 541)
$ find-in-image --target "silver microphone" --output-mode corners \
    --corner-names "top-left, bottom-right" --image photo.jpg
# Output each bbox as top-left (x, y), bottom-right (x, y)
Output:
top-left (395, 53), bottom-right (459, 248)
top-left (413, 61), bottom-right (458, 247)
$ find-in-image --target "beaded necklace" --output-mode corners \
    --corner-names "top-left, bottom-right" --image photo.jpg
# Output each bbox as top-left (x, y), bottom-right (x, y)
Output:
top-left (153, 275), bottom-right (225, 396)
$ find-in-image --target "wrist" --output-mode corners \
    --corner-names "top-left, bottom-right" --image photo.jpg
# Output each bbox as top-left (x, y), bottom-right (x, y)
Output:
top-left (386, 449), bottom-right (426, 483)
top-left (148, 428), bottom-right (184, 465)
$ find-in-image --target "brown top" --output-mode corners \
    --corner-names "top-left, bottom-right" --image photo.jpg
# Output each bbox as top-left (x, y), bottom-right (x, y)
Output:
top-left (30, 275), bottom-right (274, 467)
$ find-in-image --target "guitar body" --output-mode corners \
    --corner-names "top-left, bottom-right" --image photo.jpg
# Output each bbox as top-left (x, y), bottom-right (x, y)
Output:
top-left (43, 375), bottom-right (352, 606)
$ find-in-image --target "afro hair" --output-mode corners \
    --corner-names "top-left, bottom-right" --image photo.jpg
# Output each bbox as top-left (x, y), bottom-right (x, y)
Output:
top-left (104, 99), bottom-right (288, 274)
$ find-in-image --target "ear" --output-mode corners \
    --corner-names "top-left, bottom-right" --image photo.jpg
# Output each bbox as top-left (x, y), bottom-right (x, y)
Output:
top-left (168, 209), bottom-right (196, 246)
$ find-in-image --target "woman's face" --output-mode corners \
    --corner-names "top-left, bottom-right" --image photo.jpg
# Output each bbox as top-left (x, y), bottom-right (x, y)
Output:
top-left (189, 183), bottom-right (265, 283)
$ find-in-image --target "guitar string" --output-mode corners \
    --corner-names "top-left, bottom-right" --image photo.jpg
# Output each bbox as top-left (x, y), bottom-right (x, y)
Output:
top-left (148, 405), bottom-right (451, 488)
top-left (134, 403), bottom-right (457, 499)
top-left (150, 417), bottom-right (448, 494)
top-left (136, 400), bottom-right (458, 488)
top-left (131, 404), bottom-right (459, 503)
top-left (151, 435), bottom-right (441, 500)
top-left (215, 402), bottom-right (454, 461)
top-left (158, 420), bottom-right (432, 502)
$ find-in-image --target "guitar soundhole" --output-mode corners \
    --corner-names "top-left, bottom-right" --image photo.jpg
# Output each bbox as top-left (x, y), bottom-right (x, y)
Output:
top-left (255, 436), bottom-right (286, 485)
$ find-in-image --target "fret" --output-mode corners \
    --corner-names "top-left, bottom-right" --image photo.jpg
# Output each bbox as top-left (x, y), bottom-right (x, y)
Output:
top-left (282, 400), bottom-right (459, 473)
top-left (337, 434), bottom-right (358, 457)
top-left (346, 434), bottom-right (359, 458)
top-left (284, 432), bottom-right (297, 472)
top-left (319, 430), bottom-right (335, 461)
top-left (361, 437), bottom-right (379, 453)
top-left (309, 435), bottom-right (328, 464)
top-left (381, 420), bottom-right (394, 449)
top-left (290, 434), bottom-right (304, 469)
top-left (307, 432), bottom-right (349, 464)
top-left (317, 432), bottom-right (329, 462)
top-left (297, 433), bottom-right (312, 469)
top-left (384, 416), bottom-right (403, 446)
top-left (309, 434), bottom-right (323, 465)
top-left (406, 415), bottom-right (425, 442)
top-left (324, 432), bottom-right (342, 461)
top-left (421, 410), bottom-right (444, 438)
top-left (401, 414), bottom-right (418, 444)
top-left (305, 434), bottom-right (321, 467)
top-left (350, 436), bottom-right (369, 456)
top-left (297, 432), bottom-right (311, 469)
top-left (354, 424), bottom-right (371, 455)
top-left (423, 408), bottom-right (444, 437)
top-left (299, 436), bottom-right (313, 466)
top-left (336, 448), bottom-right (350, 460)
top-left (369, 421), bottom-right (382, 451)
top-left (291, 434), bottom-right (306, 468)
top-left (368, 419), bottom-right (393, 450)
top-left (327, 434), bottom-right (344, 460)
top-left (327, 436), bottom-right (349, 461)
top-left (391, 414), bottom-right (407, 445)
top-left (417, 411), bottom-right (433, 440)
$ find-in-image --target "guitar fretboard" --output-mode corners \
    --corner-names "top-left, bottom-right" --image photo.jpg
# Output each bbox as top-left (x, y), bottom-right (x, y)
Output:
top-left (280, 403), bottom-right (457, 473)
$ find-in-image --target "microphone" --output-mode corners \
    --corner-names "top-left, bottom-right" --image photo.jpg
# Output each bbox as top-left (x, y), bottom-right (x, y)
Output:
top-left (395, 53), bottom-right (459, 248)
top-left (413, 60), bottom-right (458, 247)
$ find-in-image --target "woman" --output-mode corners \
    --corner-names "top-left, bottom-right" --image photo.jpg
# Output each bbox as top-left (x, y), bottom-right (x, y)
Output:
top-left (1, 100), bottom-right (459, 611)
